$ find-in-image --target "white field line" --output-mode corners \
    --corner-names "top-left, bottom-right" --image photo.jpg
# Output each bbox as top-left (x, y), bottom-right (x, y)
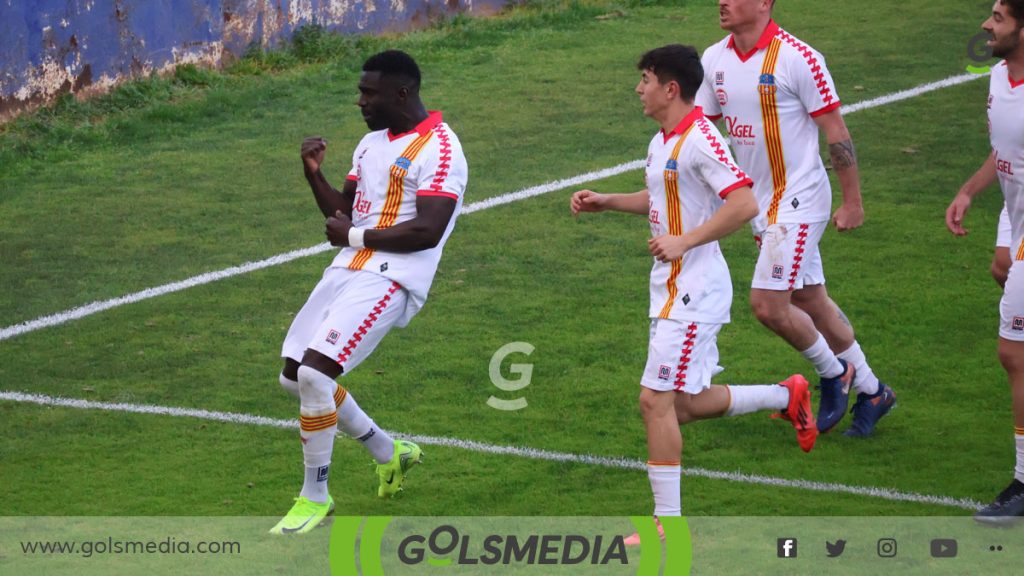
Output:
top-left (0, 390), bottom-right (984, 512)
top-left (0, 71), bottom-right (987, 343)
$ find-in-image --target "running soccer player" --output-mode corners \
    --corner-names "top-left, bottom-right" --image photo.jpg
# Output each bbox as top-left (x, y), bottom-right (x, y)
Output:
top-left (945, 0), bottom-right (1024, 525)
top-left (694, 0), bottom-right (896, 437)
top-left (571, 44), bottom-right (816, 540)
top-left (270, 50), bottom-right (468, 534)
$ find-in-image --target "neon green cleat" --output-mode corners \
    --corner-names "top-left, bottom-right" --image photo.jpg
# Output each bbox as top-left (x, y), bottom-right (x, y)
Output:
top-left (376, 440), bottom-right (423, 498)
top-left (269, 495), bottom-right (335, 535)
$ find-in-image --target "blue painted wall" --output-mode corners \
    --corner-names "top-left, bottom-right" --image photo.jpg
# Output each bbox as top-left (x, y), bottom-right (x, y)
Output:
top-left (0, 0), bottom-right (509, 120)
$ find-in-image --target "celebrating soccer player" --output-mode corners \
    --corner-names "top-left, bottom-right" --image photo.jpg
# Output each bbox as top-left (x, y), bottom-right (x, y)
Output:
top-left (694, 0), bottom-right (896, 437)
top-left (571, 44), bottom-right (816, 542)
top-left (270, 50), bottom-right (468, 534)
top-left (946, 1), bottom-right (1024, 525)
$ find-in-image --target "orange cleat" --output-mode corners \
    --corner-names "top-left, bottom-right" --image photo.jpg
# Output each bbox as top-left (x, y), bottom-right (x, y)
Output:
top-left (773, 374), bottom-right (818, 452)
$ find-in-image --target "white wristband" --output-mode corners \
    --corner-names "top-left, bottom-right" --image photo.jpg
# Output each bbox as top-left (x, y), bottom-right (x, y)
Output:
top-left (348, 227), bottom-right (366, 249)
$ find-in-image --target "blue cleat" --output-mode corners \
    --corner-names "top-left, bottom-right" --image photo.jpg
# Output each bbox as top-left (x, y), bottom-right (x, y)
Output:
top-left (816, 359), bottom-right (855, 433)
top-left (843, 383), bottom-right (896, 437)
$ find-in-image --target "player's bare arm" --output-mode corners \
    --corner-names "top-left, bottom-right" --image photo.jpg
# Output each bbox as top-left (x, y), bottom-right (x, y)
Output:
top-left (946, 152), bottom-right (998, 236)
top-left (570, 189), bottom-right (649, 216)
top-left (813, 110), bottom-right (864, 232)
top-left (302, 136), bottom-right (355, 219)
top-left (649, 186), bottom-right (758, 263)
top-left (325, 195), bottom-right (456, 252)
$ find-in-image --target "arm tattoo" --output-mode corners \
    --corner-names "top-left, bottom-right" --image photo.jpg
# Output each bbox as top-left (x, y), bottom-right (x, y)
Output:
top-left (829, 139), bottom-right (857, 170)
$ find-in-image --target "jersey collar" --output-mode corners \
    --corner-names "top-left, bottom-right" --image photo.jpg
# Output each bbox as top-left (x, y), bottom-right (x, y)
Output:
top-left (661, 106), bottom-right (704, 144)
top-left (387, 110), bottom-right (443, 141)
top-left (727, 19), bottom-right (780, 63)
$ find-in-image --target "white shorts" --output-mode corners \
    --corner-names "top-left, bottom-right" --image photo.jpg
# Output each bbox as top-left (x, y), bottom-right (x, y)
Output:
top-left (751, 221), bottom-right (827, 291)
top-left (281, 267), bottom-right (408, 373)
top-left (641, 319), bottom-right (722, 394)
top-left (1000, 260), bottom-right (1024, 341)
top-left (996, 205), bottom-right (1011, 249)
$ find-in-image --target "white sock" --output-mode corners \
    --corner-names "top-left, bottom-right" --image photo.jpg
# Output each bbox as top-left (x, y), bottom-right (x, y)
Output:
top-left (647, 463), bottom-right (682, 517)
top-left (837, 341), bottom-right (880, 395)
top-left (800, 334), bottom-right (844, 378)
top-left (337, 392), bottom-right (395, 464)
top-left (301, 464), bottom-right (330, 503)
top-left (297, 366), bottom-right (338, 504)
top-left (1016, 429), bottom-right (1024, 483)
top-left (725, 385), bottom-right (789, 416)
top-left (279, 373), bottom-right (300, 399)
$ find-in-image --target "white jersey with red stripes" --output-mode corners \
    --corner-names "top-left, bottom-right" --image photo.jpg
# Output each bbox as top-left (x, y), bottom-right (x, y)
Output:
top-left (695, 20), bottom-right (840, 232)
top-left (989, 62), bottom-right (1024, 261)
top-left (646, 106), bottom-right (753, 324)
top-left (333, 111), bottom-right (468, 323)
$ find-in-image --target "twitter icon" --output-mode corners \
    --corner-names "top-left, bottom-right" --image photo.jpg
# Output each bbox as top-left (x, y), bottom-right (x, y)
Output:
top-left (826, 540), bottom-right (847, 558)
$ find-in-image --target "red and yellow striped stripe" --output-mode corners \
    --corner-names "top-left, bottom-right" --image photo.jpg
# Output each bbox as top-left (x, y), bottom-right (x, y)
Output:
top-left (300, 411), bottom-right (338, 433)
top-left (658, 126), bottom-right (695, 319)
top-left (647, 460), bottom-right (682, 467)
top-left (348, 130), bottom-right (435, 270)
top-left (760, 37), bottom-right (787, 226)
top-left (333, 385), bottom-right (347, 407)
top-left (1015, 426), bottom-right (1024, 436)
top-left (1015, 239), bottom-right (1024, 261)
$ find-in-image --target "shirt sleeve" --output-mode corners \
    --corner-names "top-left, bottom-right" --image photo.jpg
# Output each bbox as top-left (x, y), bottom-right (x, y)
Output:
top-left (695, 49), bottom-right (722, 120)
top-left (694, 122), bottom-right (753, 198)
top-left (415, 126), bottom-right (468, 201)
top-left (785, 44), bottom-right (841, 117)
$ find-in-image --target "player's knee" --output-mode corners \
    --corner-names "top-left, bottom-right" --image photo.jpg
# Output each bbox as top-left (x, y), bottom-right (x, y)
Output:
top-left (297, 365), bottom-right (336, 413)
top-left (751, 297), bottom-right (785, 328)
top-left (279, 373), bottom-right (300, 399)
top-left (998, 344), bottom-right (1024, 374)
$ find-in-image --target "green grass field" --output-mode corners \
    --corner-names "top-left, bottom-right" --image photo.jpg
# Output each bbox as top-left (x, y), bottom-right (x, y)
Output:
top-left (0, 0), bottom-right (1016, 537)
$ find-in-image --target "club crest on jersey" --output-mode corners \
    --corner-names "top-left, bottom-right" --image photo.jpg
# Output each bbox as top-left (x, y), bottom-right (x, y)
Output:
top-left (658, 364), bottom-right (672, 380)
top-left (715, 71), bottom-right (725, 85)
top-left (1013, 316), bottom-right (1024, 332)
top-left (772, 264), bottom-right (784, 280)
top-left (664, 159), bottom-right (678, 172)
top-left (758, 73), bottom-right (777, 95)
top-left (716, 88), bottom-right (728, 106)
top-left (394, 156), bottom-right (412, 170)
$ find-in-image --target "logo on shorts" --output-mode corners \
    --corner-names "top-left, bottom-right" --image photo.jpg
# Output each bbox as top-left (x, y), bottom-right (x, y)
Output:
top-left (326, 329), bottom-right (341, 345)
top-left (658, 364), bottom-right (672, 380)
top-left (1013, 316), bottom-right (1024, 332)
top-left (791, 198), bottom-right (800, 209)
top-left (772, 264), bottom-right (785, 280)
top-left (380, 262), bottom-right (389, 273)
top-left (394, 156), bottom-right (412, 170)
top-left (715, 71), bottom-right (725, 85)
top-left (758, 73), bottom-right (777, 95)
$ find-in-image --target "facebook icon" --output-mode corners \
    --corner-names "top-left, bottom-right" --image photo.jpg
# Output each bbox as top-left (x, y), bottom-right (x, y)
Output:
top-left (777, 538), bottom-right (798, 558)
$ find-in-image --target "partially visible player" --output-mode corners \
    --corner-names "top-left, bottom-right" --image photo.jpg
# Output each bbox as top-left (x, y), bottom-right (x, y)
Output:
top-left (948, 160), bottom-right (1013, 288)
top-left (270, 50), bottom-right (468, 534)
top-left (946, 0), bottom-right (1024, 525)
top-left (694, 0), bottom-right (896, 437)
top-left (571, 44), bottom-right (816, 542)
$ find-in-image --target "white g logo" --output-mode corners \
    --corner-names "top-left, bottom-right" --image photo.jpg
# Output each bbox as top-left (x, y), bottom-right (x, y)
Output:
top-left (487, 342), bottom-right (534, 411)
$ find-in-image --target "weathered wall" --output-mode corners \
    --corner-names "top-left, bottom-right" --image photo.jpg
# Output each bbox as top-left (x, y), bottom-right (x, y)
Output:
top-left (0, 0), bottom-right (509, 122)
